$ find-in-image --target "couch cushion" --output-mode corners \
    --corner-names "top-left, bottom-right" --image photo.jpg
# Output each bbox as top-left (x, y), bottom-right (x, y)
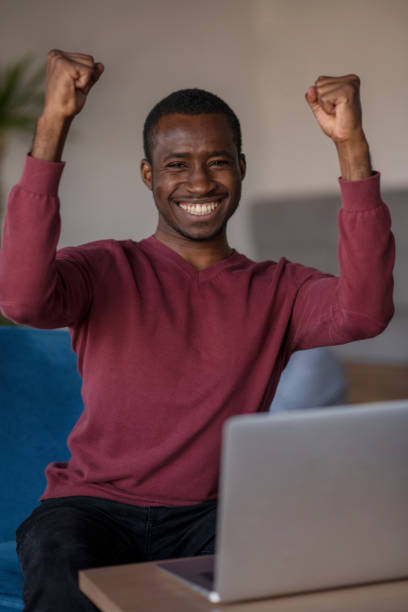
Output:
top-left (0, 327), bottom-right (84, 542)
top-left (0, 541), bottom-right (23, 609)
top-left (270, 348), bottom-right (347, 412)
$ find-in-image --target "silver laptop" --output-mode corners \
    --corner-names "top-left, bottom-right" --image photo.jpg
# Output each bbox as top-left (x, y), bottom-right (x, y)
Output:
top-left (157, 400), bottom-right (408, 603)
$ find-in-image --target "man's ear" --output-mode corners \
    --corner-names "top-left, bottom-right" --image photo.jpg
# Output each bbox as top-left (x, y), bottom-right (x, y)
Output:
top-left (141, 159), bottom-right (153, 190)
top-left (239, 154), bottom-right (246, 180)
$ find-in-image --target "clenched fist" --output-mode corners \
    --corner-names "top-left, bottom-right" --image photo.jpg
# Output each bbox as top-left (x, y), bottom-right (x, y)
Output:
top-left (42, 49), bottom-right (104, 121)
top-left (305, 74), bottom-right (364, 144)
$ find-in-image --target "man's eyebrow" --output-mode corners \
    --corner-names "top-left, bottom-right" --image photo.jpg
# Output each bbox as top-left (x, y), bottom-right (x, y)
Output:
top-left (162, 152), bottom-right (190, 162)
top-left (209, 150), bottom-right (234, 159)
top-left (162, 150), bottom-right (234, 162)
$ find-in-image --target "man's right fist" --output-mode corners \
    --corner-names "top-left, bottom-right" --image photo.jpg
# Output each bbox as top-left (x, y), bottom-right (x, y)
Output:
top-left (42, 50), bottom-right (104, 121)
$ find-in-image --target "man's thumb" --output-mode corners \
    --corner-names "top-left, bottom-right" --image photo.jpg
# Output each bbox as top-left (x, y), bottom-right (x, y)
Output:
top-left (95, 62), bottom-right (104, 80)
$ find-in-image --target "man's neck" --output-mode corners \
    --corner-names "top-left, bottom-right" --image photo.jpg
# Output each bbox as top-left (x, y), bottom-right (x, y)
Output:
top-left (153, 229), bottom-right (234, 271)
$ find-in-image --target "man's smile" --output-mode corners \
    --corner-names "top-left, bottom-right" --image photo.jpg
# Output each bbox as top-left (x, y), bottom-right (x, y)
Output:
top-left (174, 197), bottom-right (225, 218)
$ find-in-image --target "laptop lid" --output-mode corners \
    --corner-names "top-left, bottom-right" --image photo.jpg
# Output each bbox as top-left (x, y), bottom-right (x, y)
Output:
top-left (213, 400), bottom-right (408, 602)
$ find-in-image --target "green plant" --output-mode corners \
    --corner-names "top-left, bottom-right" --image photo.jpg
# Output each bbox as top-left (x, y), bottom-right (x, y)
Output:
top-left (0, 56), bottom-right (45, 207)
top-left (0, 56), bottom-right (44, 325)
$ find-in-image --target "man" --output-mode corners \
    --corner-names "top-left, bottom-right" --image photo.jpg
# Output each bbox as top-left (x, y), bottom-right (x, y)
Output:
top-left (0, 50), bottom-right (394, 611)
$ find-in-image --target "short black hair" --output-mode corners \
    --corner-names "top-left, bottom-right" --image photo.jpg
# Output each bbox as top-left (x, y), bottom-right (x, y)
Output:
top-left (143, 88), bottom-right (242, 164)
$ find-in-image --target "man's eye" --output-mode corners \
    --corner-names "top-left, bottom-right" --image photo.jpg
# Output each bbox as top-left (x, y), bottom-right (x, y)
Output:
top-left (166, 162), bottom-right (187, 168)
top-left (210, 160), bottom-right (229, 167)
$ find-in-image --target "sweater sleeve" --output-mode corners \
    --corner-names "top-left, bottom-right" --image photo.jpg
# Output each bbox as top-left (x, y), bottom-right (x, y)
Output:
top-left (0, 155), bottom-right (93, 328)
top-left (288, 172), bottom-right (395, 352)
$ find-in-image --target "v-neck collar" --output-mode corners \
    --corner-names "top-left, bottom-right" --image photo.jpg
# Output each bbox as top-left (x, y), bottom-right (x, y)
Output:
top-left (138, 235), bottom-right (245, 282)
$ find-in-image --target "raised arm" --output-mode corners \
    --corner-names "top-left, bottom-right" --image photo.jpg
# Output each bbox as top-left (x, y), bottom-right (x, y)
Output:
top-left (0, 50), bottom-right (104, 328)
top-left (288, 74), bottom-right (394, 351)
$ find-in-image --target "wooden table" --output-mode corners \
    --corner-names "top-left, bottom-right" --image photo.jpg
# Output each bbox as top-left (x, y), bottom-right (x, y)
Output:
top-left (79, 560), bottom-right (408, 612)
top-left (342, 361), bottom-right (408, 404)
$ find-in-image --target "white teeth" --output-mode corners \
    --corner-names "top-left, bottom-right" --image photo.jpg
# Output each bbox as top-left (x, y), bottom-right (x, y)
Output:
top-left (178, 201), bottom-right (220, 216)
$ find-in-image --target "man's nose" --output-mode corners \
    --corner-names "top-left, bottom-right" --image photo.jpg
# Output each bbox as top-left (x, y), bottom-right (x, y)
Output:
top-left (185, 165), bottom-right (216, 195)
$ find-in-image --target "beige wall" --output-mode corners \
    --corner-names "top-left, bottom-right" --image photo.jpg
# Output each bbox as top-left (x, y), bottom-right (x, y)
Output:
top-left (2, 0), bottom-right (408, 361)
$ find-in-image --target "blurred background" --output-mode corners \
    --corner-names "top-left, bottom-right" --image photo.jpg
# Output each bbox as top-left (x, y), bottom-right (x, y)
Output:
top-left (1, 0), bottom-right (408, 400)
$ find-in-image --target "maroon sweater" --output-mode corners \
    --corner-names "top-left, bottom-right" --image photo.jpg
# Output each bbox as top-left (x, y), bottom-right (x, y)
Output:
top-left (0, 155), bottom-right (394, 506)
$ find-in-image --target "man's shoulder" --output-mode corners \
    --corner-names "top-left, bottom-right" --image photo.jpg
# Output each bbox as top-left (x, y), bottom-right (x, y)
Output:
top-left (238, 253), bottom-right (314, 277)
top-left (56, 237), bottom-right (142, 258)
top-left (237, 254), bottom-right (333, 290)
top-left (55, 237), bottom-right (148, 275)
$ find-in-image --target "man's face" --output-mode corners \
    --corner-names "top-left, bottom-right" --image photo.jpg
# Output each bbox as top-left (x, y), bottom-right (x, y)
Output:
top-left (141, 113), bottom-right (246, 242)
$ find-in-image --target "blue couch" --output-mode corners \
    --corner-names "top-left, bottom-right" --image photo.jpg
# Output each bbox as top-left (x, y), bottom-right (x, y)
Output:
top-left (0, 325), bottom-right (346, 610)
top-left (0, 326), bottom-right (84, 611)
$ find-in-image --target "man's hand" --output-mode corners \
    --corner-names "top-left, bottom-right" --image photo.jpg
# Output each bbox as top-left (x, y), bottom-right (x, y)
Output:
top-left (305, 74), bottom-right (372, 180)
top-left (305, 74), bottom-right (363, 144)
top-left (42, 50), bottom-right (104, 121)
top-left (32, 50), bottom-right (104, 162)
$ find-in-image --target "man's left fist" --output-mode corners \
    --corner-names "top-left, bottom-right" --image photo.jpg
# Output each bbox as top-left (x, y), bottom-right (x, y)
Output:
top-left (305, 74), bottom-right (364, 144)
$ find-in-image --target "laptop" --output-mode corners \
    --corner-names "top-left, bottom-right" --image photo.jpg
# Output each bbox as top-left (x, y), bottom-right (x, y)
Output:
top-left (157, 400), bottom-right (408, 603)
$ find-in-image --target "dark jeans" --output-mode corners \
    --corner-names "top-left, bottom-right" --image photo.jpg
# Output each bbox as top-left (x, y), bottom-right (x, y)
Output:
top-left (16, 495), bottom-right (217, 612)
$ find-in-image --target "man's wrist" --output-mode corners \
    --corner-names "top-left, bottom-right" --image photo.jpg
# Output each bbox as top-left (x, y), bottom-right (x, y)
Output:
top-left (31, 113), bottom-right (72, 162)
top-left (335, 131), bottom-right (372, 181)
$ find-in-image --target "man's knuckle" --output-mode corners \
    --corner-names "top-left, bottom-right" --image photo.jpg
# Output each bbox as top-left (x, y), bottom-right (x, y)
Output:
top-left (344, 84), bottom-right (356, 97)
top-left (76, 54), bottom-right (94, 66)
top-left (48, 49), bottom-right (61, 60)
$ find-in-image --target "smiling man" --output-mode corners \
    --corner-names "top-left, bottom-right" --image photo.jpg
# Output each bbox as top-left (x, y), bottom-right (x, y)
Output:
top-left (140, 109), bottom-right (245, 268)
top-left (0, 50), bottom-right (395, 611)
